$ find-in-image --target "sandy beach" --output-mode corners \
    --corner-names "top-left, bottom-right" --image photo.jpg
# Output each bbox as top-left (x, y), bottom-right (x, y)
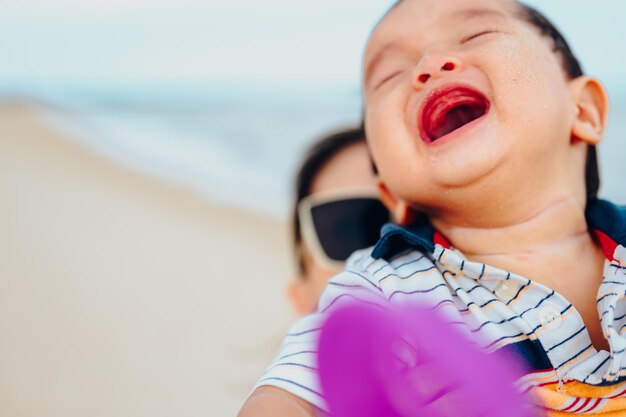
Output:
top-left (0, 103), bottom-right (293, 417)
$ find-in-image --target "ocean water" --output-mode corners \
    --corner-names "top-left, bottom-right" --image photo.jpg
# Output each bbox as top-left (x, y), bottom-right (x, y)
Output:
top-left (8, 85), bottom-right (626, 218)
top-left (29, 84), bottom-right (363, 218)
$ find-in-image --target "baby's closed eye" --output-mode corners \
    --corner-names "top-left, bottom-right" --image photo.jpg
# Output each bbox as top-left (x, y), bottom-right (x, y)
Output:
top-left (374, 70), bottom-right (404, 90)
top-left (461, 29), bottom-right (501, 44)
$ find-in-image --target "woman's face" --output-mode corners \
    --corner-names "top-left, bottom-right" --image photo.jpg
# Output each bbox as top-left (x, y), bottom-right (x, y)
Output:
top-left (288, 142), bottom-right (379, 316)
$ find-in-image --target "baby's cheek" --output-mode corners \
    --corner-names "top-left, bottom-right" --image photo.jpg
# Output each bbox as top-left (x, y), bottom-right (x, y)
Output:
top-left (365, 89), bottom-right (431, 200)
top-left (491, 40), bottom-right (542, 96)
top-left (366, 99), bottom-right (403, 157)
top-left (494, 52), bottom-right (567, 139)
top-left (497, 35), bottom-right (567, 105)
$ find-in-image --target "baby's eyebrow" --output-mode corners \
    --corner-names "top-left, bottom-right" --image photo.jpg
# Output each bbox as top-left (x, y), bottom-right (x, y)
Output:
top-left (448, 8), bottom-right (508, 21)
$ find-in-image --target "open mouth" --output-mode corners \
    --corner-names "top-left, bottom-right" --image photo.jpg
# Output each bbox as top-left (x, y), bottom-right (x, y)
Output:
top-left (420, 86), bottom-right (490, 144)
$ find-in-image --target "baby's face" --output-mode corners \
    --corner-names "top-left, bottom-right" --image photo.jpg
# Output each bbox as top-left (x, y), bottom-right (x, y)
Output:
top-left (363, 0), bottom-right (577, 215)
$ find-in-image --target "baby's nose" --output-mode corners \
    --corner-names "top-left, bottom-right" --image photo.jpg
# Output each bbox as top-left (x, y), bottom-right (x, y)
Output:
top-left (413, 54), bottom-right (463, 87)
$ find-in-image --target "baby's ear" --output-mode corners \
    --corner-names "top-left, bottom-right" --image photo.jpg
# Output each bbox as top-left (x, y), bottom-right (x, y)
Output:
top-left (569, 76), bottom-right (610, 145)
top-left (376, 180), bottom-right (414, 225)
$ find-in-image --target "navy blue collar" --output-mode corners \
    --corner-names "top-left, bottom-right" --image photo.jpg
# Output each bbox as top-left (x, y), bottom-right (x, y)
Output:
top-left (586, 199), bottom-right (626, 248)
top-left (371, 222), bottom-right (435, 260)
top-left (372, 199), bottom-right (626, 261)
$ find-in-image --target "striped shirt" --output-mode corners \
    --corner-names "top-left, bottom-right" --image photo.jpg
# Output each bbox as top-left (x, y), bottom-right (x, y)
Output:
top-left (255, 199), bottom-right (626, 415)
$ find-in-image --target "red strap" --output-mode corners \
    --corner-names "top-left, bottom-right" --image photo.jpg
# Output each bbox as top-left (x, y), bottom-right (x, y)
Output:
top-left (433, 231), bottom-right (452, 249)
top-left (595, 230), bottom-right (618, 262)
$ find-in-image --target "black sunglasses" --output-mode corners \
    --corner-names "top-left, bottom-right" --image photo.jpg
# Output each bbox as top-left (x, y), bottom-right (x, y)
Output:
top-left (298, 188), bottom-right (390, 268)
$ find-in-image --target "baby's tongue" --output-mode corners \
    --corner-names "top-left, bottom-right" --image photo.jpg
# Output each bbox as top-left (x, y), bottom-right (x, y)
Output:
top-left (430, 104), bottom-right (483, 140)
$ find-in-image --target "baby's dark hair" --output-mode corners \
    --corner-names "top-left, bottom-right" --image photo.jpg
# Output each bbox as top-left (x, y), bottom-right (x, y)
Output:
top-left (293, 127), bottom-right (366, 274)
top-left (387, 0), bottom-right (600, 200)
top-left (516, 4), bottom-right (583, 79)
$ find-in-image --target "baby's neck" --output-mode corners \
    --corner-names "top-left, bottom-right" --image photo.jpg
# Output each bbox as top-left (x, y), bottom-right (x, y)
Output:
top-left (429, 197), bottom-right (604, 287)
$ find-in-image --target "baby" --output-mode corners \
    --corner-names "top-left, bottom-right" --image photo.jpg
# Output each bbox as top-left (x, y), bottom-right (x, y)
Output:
top-left (240, 0), bottom-right (625, 415)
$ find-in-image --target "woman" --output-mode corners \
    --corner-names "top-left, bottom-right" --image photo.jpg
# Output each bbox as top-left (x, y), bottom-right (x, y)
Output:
top-left (287, 127), bottom-right (389, 315)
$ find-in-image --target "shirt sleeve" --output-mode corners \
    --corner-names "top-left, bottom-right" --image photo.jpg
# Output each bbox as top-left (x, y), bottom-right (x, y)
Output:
top-left (252, 248), bottom-right (385, 411)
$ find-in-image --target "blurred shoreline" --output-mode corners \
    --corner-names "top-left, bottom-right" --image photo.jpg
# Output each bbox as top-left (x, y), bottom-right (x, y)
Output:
top-left (3, 87), bottom-right (363, 219)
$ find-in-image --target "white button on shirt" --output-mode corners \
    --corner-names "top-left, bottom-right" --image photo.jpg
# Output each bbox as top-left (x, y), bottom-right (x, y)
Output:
top-left (538, 306), bottom-right (563, 330)
top-left (495, 281), bottom-right (519, 299)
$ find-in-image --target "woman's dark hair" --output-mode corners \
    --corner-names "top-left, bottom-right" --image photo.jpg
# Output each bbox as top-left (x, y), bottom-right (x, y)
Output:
top-left (385, 0), bottom-right (600, 200)
top-left (293, 127), bottom-right (366, 274)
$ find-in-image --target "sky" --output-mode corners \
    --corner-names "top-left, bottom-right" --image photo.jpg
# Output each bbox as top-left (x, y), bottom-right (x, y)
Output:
top-left (1, 0), bottom-right (625, 97)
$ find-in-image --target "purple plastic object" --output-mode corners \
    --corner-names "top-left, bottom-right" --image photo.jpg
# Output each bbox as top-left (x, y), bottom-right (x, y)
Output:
top-left (317, 303), bottom-right (538, 417)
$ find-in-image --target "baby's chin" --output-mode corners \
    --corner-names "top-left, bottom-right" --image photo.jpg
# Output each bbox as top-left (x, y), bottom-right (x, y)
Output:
top-left (384, 153), bottom-right (514, 217)
top-left (419, 130), bottom-right (508, 188)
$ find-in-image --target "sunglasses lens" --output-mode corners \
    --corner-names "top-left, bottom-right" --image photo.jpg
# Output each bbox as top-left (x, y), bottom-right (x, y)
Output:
top-left (310, 198), bottom-right (389, 262)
